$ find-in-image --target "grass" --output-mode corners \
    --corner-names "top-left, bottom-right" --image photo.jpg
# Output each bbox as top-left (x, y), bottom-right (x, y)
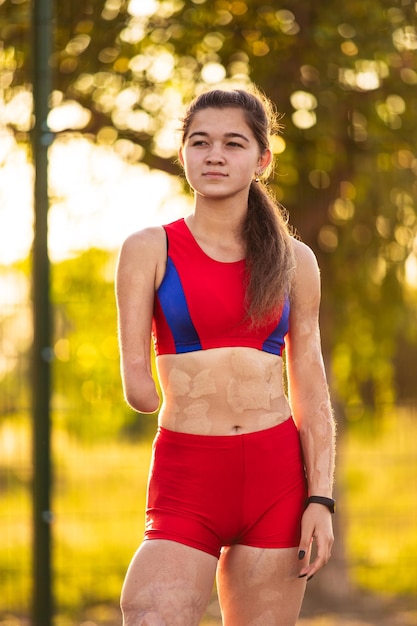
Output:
top-left (53, 428), bottom-right (153, 613)
top-left (340, 407), bottom-right (417, 597)
top-left (1, 408), bottom-right (417, 623)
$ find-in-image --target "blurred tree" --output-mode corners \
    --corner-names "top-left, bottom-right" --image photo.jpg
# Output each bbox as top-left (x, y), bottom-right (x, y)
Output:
top-left (51, 248), bottom-right (158, 440)
top-left (0, 261), bottom-right (32, 417)
top-left (2, 0), bottom-right (416, 604)
top-left (1, 0), bottom-right (416, 418)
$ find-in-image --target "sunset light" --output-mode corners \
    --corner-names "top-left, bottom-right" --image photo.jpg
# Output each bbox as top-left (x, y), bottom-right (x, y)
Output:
top-left (0, 88), bottom-right (191, 266)
top-left (2, 1), bottom-right (417, 623)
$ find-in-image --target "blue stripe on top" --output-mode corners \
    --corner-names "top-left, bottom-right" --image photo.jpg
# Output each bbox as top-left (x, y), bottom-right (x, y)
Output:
top-left (157, 256), bottom-right (202, 353)
top-left (262, 297), bottom-right (290, 356)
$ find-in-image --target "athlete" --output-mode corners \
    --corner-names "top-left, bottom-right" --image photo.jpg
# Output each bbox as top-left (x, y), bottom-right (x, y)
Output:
top-left (116, 87), bottom-right (336, 626)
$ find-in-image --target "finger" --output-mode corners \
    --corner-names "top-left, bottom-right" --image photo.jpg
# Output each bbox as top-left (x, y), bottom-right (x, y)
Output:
top-left (303, 541), bottom-right (332, 578)
top-left (297, 526), bottom-right (314, 561)
top-left (297, 542), bottom-right (311, 577)
top-left (298, 533), bottom-right (333, 579)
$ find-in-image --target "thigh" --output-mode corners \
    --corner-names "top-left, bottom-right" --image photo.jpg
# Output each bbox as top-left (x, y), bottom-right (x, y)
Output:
top-left (217, 545), bottom-right (306, 626)
top-left (121, 539), bottom-right (218, 626)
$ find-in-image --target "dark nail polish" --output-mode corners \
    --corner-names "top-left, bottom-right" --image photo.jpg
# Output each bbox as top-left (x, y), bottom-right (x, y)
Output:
top-left (307, 575), bottom-right (314, 581)
top-left (298, 550), bottom-right (305, 560)
top-left (298, 573), bottom-right (307, 578)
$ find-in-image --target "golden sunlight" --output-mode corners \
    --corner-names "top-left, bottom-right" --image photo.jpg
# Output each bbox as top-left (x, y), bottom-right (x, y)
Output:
top-left (47, 136), bottom-right (190, 262)
top-left (0, 131), bottom-right (33, 265)
top-left (1, 133), bottom-right (190, 266)
top-left (0, 75), bottom-right (194, 266)
top-left (405, 251), bottom-right (417, 288)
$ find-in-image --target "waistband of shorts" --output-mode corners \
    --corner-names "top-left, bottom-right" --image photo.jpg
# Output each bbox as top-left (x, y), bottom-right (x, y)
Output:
top-left (156, 416), bottom-right (297, 447)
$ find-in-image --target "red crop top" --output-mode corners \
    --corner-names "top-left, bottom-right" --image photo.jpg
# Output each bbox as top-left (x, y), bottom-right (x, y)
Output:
top-left (152, 218), bottom-right (290, 356)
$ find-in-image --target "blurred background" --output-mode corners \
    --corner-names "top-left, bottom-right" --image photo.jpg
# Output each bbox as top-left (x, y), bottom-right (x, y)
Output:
top-left (1, 0), bottom-right (416, 624)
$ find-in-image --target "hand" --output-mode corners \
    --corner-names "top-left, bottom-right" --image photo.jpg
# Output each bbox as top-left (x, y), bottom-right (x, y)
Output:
top-left (297, 503), bottom-right (334, 580)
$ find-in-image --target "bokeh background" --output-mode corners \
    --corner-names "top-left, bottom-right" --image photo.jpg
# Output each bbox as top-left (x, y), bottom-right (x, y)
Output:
top-left (1, 0), bottom-right (417, 624)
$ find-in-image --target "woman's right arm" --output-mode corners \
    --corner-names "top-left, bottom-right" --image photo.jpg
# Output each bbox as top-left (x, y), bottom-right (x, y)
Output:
top-left (115, 227), bottom-right (167, 413)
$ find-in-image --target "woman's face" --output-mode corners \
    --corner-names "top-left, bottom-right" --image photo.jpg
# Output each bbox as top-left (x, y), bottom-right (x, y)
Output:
top-left (179, 107), bottom-right (271, 202)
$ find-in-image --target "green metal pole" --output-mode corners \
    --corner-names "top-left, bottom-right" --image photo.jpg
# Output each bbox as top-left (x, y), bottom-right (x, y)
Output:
top-left (32, 0), bottom-right (54, 624)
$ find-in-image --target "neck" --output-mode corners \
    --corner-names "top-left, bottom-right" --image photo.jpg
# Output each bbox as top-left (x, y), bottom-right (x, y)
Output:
top-left (190, 195), bottom-right (249, 236)
top-left (185, 201), bottom-right (247, 261)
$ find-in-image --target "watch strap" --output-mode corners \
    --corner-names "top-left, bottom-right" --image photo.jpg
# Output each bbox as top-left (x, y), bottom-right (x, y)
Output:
top-left (306, 495), bottom-right (336, 513)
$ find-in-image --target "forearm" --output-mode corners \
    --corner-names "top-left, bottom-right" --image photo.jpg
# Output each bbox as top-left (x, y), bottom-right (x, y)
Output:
top-left (287, 342), bottom-right (336, 497)
top-left (298, 397), bottom-right (335, 497)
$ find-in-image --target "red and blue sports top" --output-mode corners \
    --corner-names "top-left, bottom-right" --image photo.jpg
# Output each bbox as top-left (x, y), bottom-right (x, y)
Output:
top-left (152, 218), bottom-right (290, 356)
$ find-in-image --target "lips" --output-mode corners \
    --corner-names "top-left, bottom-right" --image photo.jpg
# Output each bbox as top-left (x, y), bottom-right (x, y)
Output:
top-left (203, 171), bottom-right (228, 177)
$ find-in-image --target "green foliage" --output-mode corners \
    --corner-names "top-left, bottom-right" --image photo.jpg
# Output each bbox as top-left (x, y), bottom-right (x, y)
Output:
top-left (0, 416), bottom-right (153, 615)
top-left (52, 429), bottom-right (153, 611)
top-left (341, 408), bottom-right (417, 595)
top-left (51, 248), bottom-right (156, 440)
top-left (1, 249), bottom-right (158, 441)
top-left (0, 259), bottom-right (32, 417)
top-left (2, 0), bottom-right (417, 419)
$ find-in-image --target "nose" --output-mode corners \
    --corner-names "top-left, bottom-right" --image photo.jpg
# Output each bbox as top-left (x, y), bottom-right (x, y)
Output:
top-left (205, 145), bottom-right (225, 165)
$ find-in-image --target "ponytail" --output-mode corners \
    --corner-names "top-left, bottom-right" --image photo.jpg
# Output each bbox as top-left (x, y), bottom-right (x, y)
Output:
top-left (181, 87), bottom-right (296, 323)
top-left (242, 181), bottom-right (295, 324)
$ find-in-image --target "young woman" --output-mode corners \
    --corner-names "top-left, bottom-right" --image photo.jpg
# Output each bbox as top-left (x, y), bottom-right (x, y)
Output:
top-left (116, 87), bottom-right (335, 626)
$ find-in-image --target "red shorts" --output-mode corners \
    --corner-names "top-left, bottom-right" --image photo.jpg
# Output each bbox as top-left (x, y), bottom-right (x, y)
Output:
top-left (144, 417), bottom-right (307, 558)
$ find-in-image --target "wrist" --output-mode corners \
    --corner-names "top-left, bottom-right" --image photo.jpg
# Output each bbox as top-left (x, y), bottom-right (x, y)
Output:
top-left (305, 495), bottom-right (336, 514)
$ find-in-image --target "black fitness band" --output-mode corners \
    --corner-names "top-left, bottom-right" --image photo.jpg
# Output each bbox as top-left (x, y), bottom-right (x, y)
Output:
top-left (305, 495), bottom-right (336, 514)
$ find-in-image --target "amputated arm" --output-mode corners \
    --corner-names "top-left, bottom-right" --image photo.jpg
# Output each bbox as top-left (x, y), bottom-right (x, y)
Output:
top-left (115, 227), bottom-right (166, 414)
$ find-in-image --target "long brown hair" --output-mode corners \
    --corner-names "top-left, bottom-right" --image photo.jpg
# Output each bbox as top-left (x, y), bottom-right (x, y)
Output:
top-left (181, 87), bottom-right (296, 324)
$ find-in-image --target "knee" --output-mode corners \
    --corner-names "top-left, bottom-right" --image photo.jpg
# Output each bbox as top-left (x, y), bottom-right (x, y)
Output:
top-left (121, 601), bottom-right (166, 626)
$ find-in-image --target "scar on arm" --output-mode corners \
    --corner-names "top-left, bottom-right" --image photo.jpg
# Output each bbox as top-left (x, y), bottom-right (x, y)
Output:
top-left (301, 402), bottom-right (335, 491)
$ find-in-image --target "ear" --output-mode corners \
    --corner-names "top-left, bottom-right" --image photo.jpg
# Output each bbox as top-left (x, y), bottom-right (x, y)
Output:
top-left (178, 147), bottom-right (184, 167)
top-left (258, 148), bottom-right (272, 170)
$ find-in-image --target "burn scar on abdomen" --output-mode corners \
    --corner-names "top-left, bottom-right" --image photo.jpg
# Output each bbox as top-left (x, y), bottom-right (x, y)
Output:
top-left (227, 379), bottom-right (272, 413)
top-left (167, 367), bottom-right (216, 399)
top-left (226, 351), bottom-right (282, 414)
top-left (189, 369), bottom-right (217, 398)
top-left (182, 400), bottom-right (211, 433)
top-left (166, 367), bottom-right (191, 396)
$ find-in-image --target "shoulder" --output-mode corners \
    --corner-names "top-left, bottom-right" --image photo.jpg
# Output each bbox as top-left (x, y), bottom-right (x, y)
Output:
top-left (291, 237), bottom-right (319, 269)
top-left (290, 237), bottom-right (321, 307)
top-left (119, 226), bottom-right (167, 259)
top-left (118, 226), bottom-right (167, 271)
top-left (117, 226), bottom-right (168, 288)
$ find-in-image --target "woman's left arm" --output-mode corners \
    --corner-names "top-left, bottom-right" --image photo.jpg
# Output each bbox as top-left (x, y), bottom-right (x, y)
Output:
top-left (286, 239), bottom-right (336, 580)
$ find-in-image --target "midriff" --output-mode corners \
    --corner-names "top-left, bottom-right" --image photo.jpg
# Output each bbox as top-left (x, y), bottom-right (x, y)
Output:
top-left (156, 346), bottom-right (291, 436)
